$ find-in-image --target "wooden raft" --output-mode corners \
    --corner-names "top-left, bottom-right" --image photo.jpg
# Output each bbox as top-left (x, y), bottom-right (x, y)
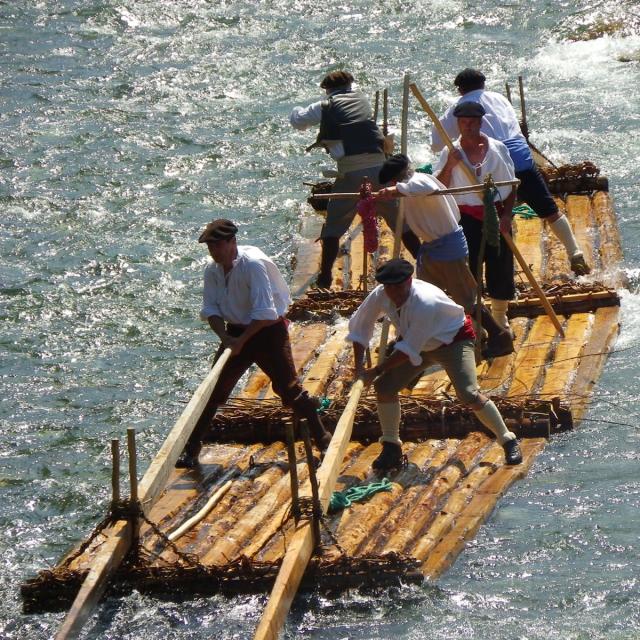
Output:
top-left (22, 188), bottom-right (624, 613)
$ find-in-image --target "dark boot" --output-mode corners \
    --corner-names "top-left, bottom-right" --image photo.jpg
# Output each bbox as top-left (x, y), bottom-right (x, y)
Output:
top-left (503, 438), bottom-right (523, 465)
top-left (176, 402), bottom-right (218, 468)
top-left (292, 391), bottom-right (332, 452)
top-left (316, 237), bottom-right (340, 288)
top-left (175, 441), bottom-right (202, 469)
top-left (479, 305), bottom-right (514, 358)
top-left (401, 230), bottom-right (421, 259)
top-left (372, 441), bottom-right (403, 471)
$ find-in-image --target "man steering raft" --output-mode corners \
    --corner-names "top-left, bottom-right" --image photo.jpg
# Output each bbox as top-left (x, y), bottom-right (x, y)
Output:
top-left (177, 219), bottom-right (331, 468)
top-left (290, 70), bottom-right (420, 288)
top-left (347, 258), bottom-right (522, 471)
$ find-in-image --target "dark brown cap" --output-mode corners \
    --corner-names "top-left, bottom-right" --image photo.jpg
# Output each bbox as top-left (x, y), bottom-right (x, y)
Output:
top-left (320, 71), bottom-right (354, 90)
top-left (198, 219), bottom-right (238, 243)
top-left (379, 153), bottom-right (410, 185)
top-left (375, 259), bottom-right (414, 284)
top-left (453, 101), bottom-right (486, 118)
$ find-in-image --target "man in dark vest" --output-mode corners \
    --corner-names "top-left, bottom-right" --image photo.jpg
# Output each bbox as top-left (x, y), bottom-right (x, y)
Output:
top-left (290, 71), bottom-right (420, 288)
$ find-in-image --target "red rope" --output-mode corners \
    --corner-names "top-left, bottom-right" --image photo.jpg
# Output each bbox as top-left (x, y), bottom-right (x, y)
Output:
top-left (357, 179), bottom-right (378, 253)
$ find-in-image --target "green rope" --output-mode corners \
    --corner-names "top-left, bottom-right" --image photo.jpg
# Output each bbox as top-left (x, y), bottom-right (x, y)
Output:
top-left (328, 477), bottom-right (392, 513)
top-left (416, 162), bottom-right (433, 175)
top-left (513, 203), bottom-right (537, 219)
top-left (316, 397), bottom-right (331, 413)
top-left (482, 175), bottom-right (501, 252)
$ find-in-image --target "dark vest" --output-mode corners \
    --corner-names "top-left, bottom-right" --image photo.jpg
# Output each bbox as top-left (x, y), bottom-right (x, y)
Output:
top-left (314, 90), bottom-right (384, 156)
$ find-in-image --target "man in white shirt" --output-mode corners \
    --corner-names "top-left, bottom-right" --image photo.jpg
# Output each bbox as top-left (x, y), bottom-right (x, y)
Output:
top-left (375, 153), bottom-right (513, 358)
top-left (177, 219), bottom-right (331, 468)
top-left (348, 258), bottom-right (522, 471)
top-left (431, 68), bottom-right (590, 276)
top-left (290, 70), bottom-right (419, 287)
top-left (434, 101), bottom-right (517, 335)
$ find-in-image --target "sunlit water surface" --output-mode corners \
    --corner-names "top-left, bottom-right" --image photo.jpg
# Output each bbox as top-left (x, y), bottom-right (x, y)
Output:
top-left (1, 1), bottom-right (639, 638)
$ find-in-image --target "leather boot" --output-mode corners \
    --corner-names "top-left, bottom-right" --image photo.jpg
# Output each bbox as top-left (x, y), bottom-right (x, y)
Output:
top-left (372, 441), bottom-right (403, 471)
top-left (316, 237), bottom-right (340, 288)
top-left (479, 305), bottom-right (514, 358)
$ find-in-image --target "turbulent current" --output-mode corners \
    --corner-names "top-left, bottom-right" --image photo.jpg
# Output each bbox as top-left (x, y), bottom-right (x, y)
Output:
top-left (1, 1), bottom-right (639, 638)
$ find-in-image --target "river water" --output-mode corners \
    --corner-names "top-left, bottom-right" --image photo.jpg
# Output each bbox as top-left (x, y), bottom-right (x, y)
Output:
top-left (1, 1), bottom-right (639, 638)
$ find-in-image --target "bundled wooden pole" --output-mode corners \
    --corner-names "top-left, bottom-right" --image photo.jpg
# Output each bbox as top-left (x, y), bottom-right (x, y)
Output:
top-left (110, 439), bottom-right (120, 508)
top-left (252, 379), bottom-right (365, 640)
top-left (409, 82), bottom-right (565, 338)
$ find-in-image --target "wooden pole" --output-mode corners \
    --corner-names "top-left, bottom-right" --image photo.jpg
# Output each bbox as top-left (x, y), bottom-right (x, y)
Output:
top-left (312, 180), bottom-right (521, 200)
top-left (518, 75), bottom-right (527, 136)
top-left (505, 81), bottom-right (512, 104)
top-left (378, 72), bottom-right (411, 363)
top-left (373, 90), bottom-right (380, 123)
top-left (252, 379), bottom-right (365, 640)
top-left (284, 421), bottom-right (301, 523)
top-left (55, 347), bottom-right (233, 640)
top-left (409, 82), bottom-right (565, 338)
top-left (110, 439), bottom-right (120, 507)
top-left (168, 469), bottom-right (238, 542)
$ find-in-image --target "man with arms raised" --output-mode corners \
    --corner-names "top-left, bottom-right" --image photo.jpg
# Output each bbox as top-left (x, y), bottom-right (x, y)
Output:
top-left (177, 219), bottom-right (331, 468)
top-left (431, 68), bottom-right (589, 276)
top-left (290, 70), bottom-right (419, 288)
top-left (347, 258), bottom-right (522, 471)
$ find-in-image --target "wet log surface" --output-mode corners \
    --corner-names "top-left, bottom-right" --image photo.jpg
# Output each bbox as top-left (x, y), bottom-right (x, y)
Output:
top-left (22, 189), bottom-right (625, 612)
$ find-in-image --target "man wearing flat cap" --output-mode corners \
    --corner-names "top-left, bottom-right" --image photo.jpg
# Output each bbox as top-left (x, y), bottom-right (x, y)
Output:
top-left (177, 219), bottom-right (332, 468)
top-left (347, 258), bottom-right (522, 470)
top-left (434, 101), bottom-right (518, 337)
top-left (290, 70), bottom-right (419, 288)
top-left (431, 67), bottom-right (590, 276)
top-left (376, 153), bottom-right (513, 358)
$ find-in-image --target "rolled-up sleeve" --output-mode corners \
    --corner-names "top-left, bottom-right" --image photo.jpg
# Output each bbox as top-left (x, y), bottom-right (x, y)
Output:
top-left (392, 339), bottom-right (423, 367)
top-left (246, 260), bottom-right (279, 321)
top-left (346, 288), bottom-right (384, 346)
top-left (200, 265), bottom-right (222, 321)
top-left (289, 101), bottom-right (323, 130)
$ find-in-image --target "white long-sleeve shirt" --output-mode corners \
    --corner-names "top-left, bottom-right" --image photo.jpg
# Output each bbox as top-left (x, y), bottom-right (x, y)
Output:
top-left (290, 89), bottom-right (346, 160)
top-left (200, 245), bottom-right (292, 325)
top-left (396, 172), bottom-right (460, 242)
top-left (346, 280), bottom-right (465, 366)
top-left (433, 135), bottom-right (516, 206)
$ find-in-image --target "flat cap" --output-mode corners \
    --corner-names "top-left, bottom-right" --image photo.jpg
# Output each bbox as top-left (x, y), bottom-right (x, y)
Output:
top-left (379, 153), bottom-right (410, 185)
top-left (453, 101), bottom-right (486, 118)
top-left (198, 219), bottom-right (238, 243)
top-left (375, 258), bottom-right (414, 284)
top-left (454, 68), bottom-right (486, 90)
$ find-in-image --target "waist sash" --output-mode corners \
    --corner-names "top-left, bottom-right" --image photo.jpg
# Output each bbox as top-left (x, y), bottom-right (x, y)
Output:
top-left (418, 226), bottom-right (468, 264)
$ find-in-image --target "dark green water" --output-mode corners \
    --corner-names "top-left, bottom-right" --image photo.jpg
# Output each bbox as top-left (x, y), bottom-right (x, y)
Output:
top-left (1, 1), bottom-right (639, 638)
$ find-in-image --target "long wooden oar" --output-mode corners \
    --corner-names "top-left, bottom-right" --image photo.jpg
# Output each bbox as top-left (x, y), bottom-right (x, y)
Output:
top-left (252, 378), bottom-right (366, 640)
top-left (409, 82), bottom-right (565, 338)
top-left (55, 348), bottom-right (233, 640)
top-left (312, 180), bottom-right (521, 200)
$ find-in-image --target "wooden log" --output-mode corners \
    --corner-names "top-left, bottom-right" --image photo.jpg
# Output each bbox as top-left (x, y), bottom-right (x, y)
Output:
top-left (508, 289), bottom-right (620, 318)
top-left (252, 379), bottom-right (365, 640)
top-left (592, 191), bottom-right (627, 288)
top-left (566, 195), bottom-right (595, 271)
top-left (372, 433), bottom-right (492, 556)
top-left (54, 521), bottom-right (131, 640)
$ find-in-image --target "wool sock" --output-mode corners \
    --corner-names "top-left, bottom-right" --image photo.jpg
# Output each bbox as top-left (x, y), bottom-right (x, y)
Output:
top-left (489, 298), bottom-right (510, 332)
top-left (549, 216), bottom-right (581, 258)
top-left (474, 400), bottom-right (515, 445)
top-left (377, 401), bottom-right (402, 445)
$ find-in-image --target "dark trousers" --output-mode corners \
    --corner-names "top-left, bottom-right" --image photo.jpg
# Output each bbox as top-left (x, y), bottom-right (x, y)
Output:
top-left (187, 320), bottom-right (321, 451)
top-left (460, 213), bottom-right (515, 301)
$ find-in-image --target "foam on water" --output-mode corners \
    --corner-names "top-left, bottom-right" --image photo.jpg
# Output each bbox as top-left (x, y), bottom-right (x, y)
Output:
top-left (2, 1), bottom-right (640, 638)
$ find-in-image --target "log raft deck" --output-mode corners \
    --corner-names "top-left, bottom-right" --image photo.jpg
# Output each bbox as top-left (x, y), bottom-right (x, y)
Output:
top-left (22, 183), bottom-right (625, 614)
